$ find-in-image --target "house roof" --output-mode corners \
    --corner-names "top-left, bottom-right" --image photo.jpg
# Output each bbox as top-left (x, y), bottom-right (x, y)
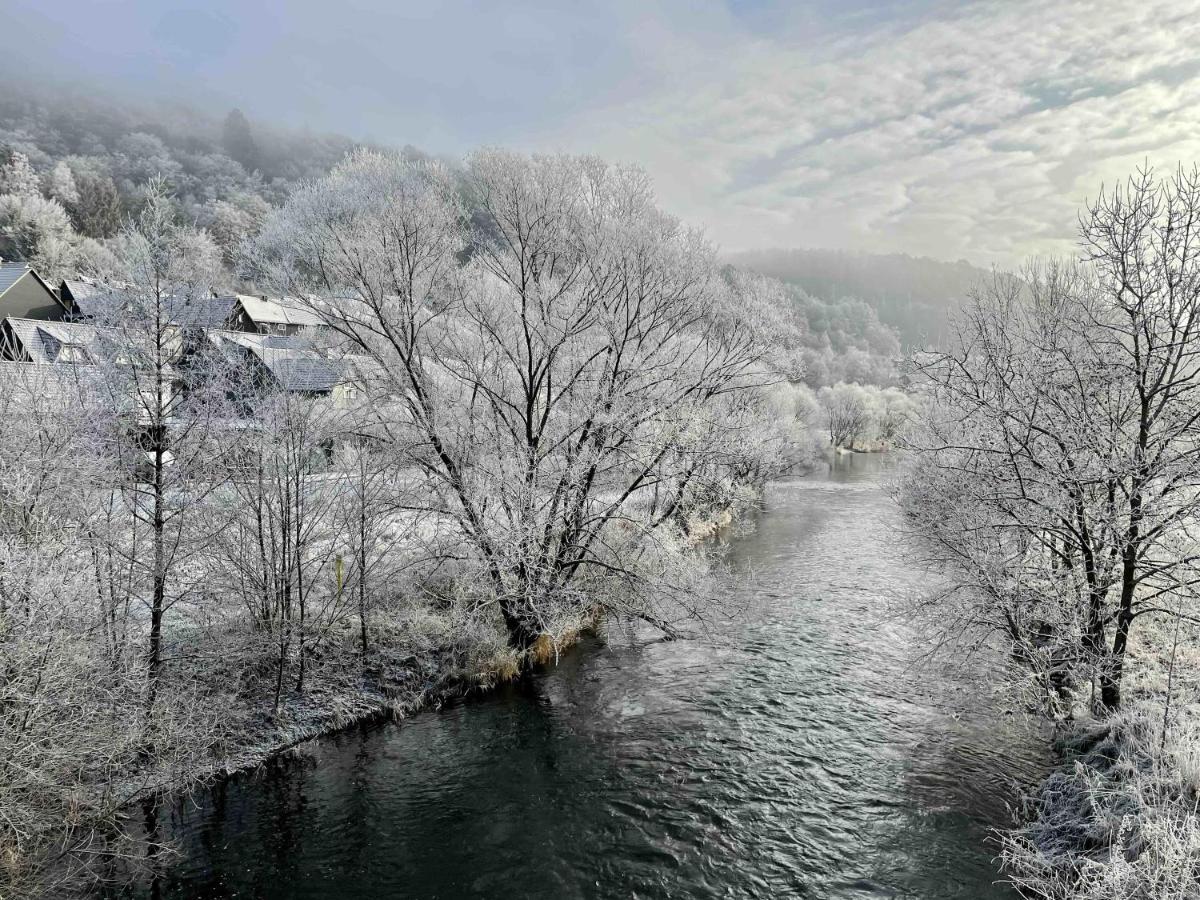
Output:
top-left (61, 279), bottom-right (127, 319)
top-left (235, 294), bottom-right (326, 328)
top-left (166, 295), bottom-right (238, 329)
top-left (207, 330), bottom-right (344, 393)
top-left (1, 263), bottom-right (64, 311)
top-left (0, 359), bottom-right (107, 406)
top-left (63, 280), bottom-right (238, 329)
top-left (0, 262), bottom-right (34, 296)
top-left (2, 316), bottom-right (114, 364)
top-left (265, 356), bottom-right (345, 392)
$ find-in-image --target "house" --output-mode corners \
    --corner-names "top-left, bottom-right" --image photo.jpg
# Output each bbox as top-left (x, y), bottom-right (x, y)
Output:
top-left (61, 278), bottom-right (240, 332)
top-left (205, 331), bottom-right (345, 396)
top-left (0, 317), bottom-right (112, 364)
top-left (229, 294), bottom-right (326, 335)
top-left (0, 262), bottom-right (69, 321)
top-left (59, 277), bottom-right (115, 320)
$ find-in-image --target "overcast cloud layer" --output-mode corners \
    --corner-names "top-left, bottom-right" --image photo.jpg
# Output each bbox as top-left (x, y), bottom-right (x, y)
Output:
top-left (7, 0), bottom-right (1200, 265)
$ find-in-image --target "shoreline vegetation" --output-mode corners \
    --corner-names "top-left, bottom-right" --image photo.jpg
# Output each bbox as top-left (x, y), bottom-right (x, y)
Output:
top-left (900, 166), bottom-right (1200, 898)
top-left (4, 145), bottom-right (876, 899)
top-left (45, 493), bottom-right (763, 898)
top-left (114, 494), bottom-right (754, 852)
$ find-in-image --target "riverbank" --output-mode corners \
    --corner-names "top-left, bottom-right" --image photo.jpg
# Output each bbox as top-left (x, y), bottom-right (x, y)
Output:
top-left (105, 458), bottom-right (1050, 900)
top-left (999, 620), bottom-right (1200, 898)
top-left (146, 494), bottom-right (757, 790)
top-left (3, 494), bottom-right (758, 900)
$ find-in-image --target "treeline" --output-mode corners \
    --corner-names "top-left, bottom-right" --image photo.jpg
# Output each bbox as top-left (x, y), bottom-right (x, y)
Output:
top-left (731, 246), bottom-right (987, 350)
top-left (900, 166), bottom-right (1200, 898)
top-left (0, 79), bottom-right (418, 279)
top-left (0, 150), bottom-right (822, 898)
top-left (0, 80), bottom-right (921, 391)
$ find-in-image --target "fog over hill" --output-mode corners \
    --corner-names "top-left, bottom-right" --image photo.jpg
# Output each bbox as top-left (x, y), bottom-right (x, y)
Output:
top-left (729, 248), bottom-right (994, 350)
top-left (0, 76), bottom-right (423, 262)
top-left (0, 76), bottom-right (984, 382)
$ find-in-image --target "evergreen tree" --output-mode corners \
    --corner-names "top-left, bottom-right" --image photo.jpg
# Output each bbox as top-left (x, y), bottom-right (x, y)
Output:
top-left (222, 108), bottom-right (259, 172)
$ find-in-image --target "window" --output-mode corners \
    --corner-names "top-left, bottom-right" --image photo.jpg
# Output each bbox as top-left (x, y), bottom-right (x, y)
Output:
top-left (57, 343), bottom-right (91, 363)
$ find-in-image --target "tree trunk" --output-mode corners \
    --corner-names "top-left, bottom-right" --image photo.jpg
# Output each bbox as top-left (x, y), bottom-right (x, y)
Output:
top-left (358, 500), bottom-right (369, 655)
top-left (499, 598), bottom-right (540, 652)
top-left (146, 442), bottom-right (166, 712)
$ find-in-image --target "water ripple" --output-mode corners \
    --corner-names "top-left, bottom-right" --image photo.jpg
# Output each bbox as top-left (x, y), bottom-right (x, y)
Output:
top-left (127, 456), bottom-right (1050, 900)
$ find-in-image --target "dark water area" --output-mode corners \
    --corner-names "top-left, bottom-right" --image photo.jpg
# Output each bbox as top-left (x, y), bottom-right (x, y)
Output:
top-left (120, 453), bottom-right (1050, 899)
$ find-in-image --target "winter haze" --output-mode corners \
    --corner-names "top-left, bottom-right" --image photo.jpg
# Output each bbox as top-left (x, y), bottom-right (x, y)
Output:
top-left (5, 3), bottom-right (1200, 899)
top-left (7, 0), bottom-right (1200, 264)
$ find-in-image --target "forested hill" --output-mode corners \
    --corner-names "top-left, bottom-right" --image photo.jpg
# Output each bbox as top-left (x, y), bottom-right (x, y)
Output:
top-left (1, 78), bottom-right (938, 387)
top-left (729, 248), bottom-right (992, 349)
top-left (0, 78), bottom-right (426, 267)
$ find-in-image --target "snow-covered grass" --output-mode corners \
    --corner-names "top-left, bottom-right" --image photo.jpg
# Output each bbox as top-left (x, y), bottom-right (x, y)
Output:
top-left (1002, 619), bottom-right (1200, 899)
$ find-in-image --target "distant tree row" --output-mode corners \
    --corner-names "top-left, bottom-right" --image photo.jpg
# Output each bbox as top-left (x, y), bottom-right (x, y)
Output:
top-left (0, 83), bottom-right (434, 273)
top-left (731, 246), bottom-right (988, 349)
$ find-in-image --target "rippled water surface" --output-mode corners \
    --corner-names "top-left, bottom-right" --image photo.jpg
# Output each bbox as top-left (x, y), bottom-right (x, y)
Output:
top-left (133, 454), bottom-right (1049, 899)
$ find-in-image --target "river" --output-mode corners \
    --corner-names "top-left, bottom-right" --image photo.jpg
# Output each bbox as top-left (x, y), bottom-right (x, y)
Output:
top-left (123, 453), bottom-right (1050, 899)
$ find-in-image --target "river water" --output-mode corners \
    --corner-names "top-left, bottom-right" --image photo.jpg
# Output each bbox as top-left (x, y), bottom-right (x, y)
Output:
top-left (128, 453), bottom-right (1049, 899)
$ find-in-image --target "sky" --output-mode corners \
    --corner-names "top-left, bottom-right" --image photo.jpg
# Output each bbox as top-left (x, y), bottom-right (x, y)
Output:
top-left (6, 0), bottom-right (1200, 266)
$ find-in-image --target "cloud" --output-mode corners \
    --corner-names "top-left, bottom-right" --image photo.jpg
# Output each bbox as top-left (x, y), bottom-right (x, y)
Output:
top-left (6, 0), bottom-right (1200, 265)
top-left (538, 0), bottom-right (1200, 265)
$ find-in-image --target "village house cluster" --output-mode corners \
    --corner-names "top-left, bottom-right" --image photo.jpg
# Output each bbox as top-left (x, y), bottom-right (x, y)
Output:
top-left (0, 259), bottom-right (360, 404)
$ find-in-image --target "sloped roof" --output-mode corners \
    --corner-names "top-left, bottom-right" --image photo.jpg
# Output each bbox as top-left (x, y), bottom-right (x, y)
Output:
top-left (1, 316), bottom-right (125, 365)
top-left (165, 295), bottom-right (238, 328)
top-left (207, 330), bottom-right (343, 393)
top-left (1, 263), bottom-right (63, 314)
top-left (235, 294), bottom-right (325, 328)
top-left (61, 279), bottom-right (127, 319)
top-left (0, 359), bottom-right (107, 407)
top-left (64, 281), bottom-right (238, 329)
top-left (0, 262), bottom-right (34, 295)
top-left (266, 356), bottom-right (344, 392)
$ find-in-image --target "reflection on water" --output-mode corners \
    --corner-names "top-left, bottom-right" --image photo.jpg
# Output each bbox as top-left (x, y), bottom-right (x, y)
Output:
top-left (120, 452), bottom-right (1049, 899)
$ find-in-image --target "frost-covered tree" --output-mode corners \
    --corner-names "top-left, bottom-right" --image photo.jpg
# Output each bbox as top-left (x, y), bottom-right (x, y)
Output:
top-left (200, 192), bottom-right (272, 265)
top-left (212, 389), bottom-right (346, 709)
top-left (252, 149), bottom-right (792, 650)
top-left (818, 382), bottom-right (872, 449)
top-left (901, 166), bottom-right (1200, 712)
top-left (0, 150), bottom-right (41, 198)
top-left (89, 179), bottom-right (228, 709)
top-left (114, 132), bottom-right (183, 191)
top-left (45, 161), bottom-right (79, 207)
top-left (0, 192), bottom-right (75, 275)
top-left (70, 171), bottom-right (123, 238)
top-left (222, 108), bottom-right (259, 172)
top-left (874, 386), bottom-right (915, 444)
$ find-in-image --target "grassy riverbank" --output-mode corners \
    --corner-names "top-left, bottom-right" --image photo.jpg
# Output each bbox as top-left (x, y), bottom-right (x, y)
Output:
top-left (2, 494), bottom-right (755, 900)
top-left (1001, 621), bottom-right (1200, 897)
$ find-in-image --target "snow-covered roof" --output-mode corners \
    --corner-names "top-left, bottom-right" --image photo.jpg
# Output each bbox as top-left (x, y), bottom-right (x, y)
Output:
top-left (64, 280), bottom-right (238, 329)
top-left (0, 262), bottom-right (35, 296)
top-left (166, 295), bottom-right (238, 329)
top-left (235, 294), bottom-right (326, 328)
top-left (207, 330), bottom-right (344, 393)
top-left (0, 359), bottom-right (106, 405)
top-left (2, 317), bottom-right (113, 364)
top-left (61, 278), bottom-right (126, 319)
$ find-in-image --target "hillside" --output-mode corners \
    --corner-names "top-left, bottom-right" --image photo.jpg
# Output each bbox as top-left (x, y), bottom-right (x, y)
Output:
top-left (0, 77), bottom-right (426, 275)
top-left (729, 247), bottom-right (993, 349)
top-left (1, 79), bottom-right (930, 387)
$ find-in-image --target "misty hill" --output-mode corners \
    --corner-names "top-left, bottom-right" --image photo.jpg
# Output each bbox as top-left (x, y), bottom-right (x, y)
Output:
top-left (0, 78), bottom-right (429, 265)
top-left (0, 79), bottom-right (922, 387)
top-left (729, 248), bottom-right (992, 349)
top-left (774, 281), bottom-right (901, 388)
